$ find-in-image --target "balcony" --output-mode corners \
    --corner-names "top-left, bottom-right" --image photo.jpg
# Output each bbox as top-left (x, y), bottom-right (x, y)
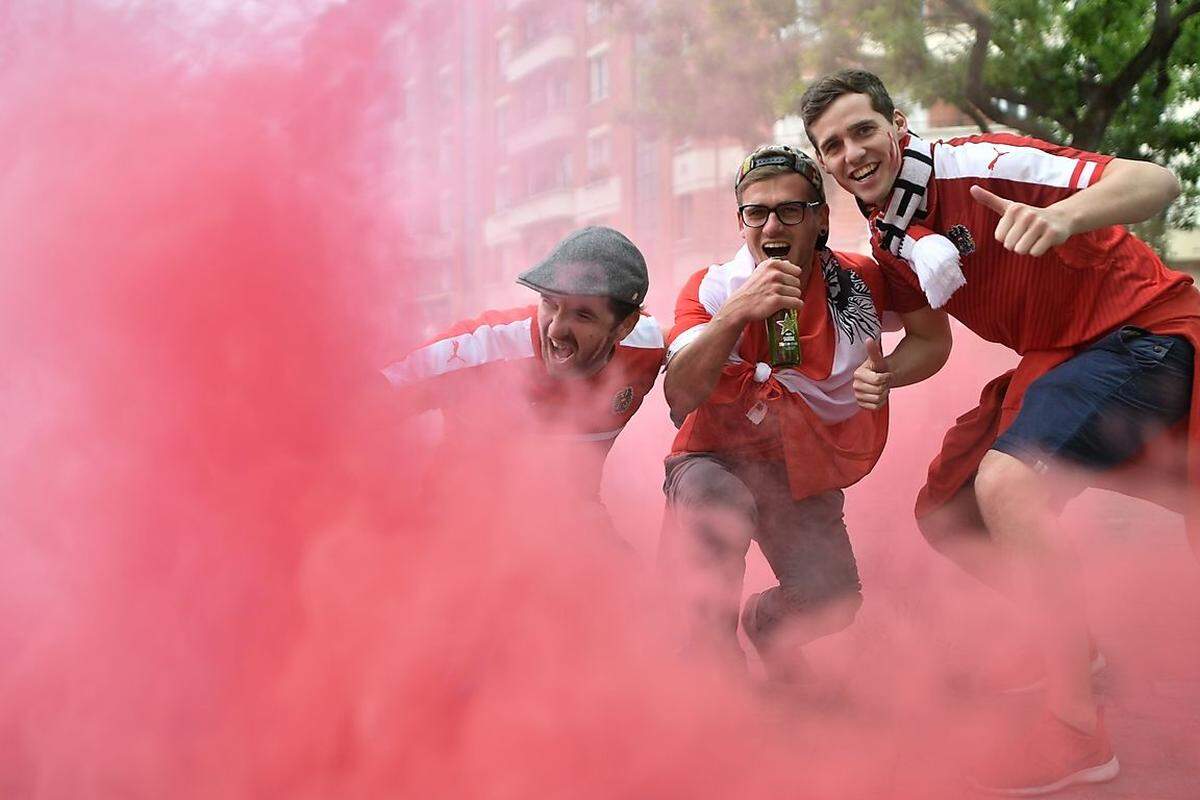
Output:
top-left (484, 187), bottom-right (576, 246)
top-left (503, 34), bottom-right (575, 83)
top-left (506, 111), bottom-right (574, 154)
top-left (575, 176), bottom-right (620, 221)
top-left (672, 145), bottom-right (744, 195)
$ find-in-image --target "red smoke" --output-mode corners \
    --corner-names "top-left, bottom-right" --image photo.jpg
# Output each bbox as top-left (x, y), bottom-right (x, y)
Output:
top-left (0, 3), bottom-right (1196, 798)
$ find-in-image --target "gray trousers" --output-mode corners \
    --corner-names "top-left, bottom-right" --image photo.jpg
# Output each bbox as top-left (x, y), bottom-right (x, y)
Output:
top-left (660, 453), bottom-right (862, 654)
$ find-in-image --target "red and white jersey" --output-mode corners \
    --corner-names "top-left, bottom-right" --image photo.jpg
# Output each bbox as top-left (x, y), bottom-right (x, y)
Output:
top-left (873, 132), bottom-right (1195, 353)
top-left (383, 305), bottom-right (665, 449)
top-left (668, 246), bottom-right (894, 498)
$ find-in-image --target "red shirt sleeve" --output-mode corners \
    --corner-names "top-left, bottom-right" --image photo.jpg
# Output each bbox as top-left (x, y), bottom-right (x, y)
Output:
top-left (667, 268), bottom-right (713, 348)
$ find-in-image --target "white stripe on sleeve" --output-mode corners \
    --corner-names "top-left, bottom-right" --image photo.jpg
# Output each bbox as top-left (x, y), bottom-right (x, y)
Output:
top-left (935, 140), bottom-right (1084, 189)
top-left (621, 314), bottom-right (665, 349)
top-left (381, 317), bottom-right (534, 387)
top-left (1077, 160), bottom-right (1098, 188)
top-left (667, 323), bottom-right (708, 358)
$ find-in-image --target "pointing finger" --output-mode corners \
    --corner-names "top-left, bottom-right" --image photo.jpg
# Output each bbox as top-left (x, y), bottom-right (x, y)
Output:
top-left (970, 184), bottom-right (1013, 216)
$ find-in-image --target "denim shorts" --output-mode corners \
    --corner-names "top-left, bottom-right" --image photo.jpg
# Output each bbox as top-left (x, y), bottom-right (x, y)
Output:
top-left (993, 326), bottom-right (1194, 472)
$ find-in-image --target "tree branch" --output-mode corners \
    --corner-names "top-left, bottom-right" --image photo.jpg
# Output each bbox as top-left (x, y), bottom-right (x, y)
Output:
top-left (956, 101), bottom-right (992, 133)
top-left (1075, 0), bottom-right (1200, 149)
top-left (942, 0), bottom-right (1060, 141)
top-left (985, 86), bottom-right (1074, 129)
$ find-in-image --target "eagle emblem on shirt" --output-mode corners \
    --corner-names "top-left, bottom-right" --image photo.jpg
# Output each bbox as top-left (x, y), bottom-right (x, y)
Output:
top-left (612, 386), bottom-right (634, 414)
top-left (947, 224), bottom-right (976, 256)
top-left (821, 250), bottom-right (880, 344)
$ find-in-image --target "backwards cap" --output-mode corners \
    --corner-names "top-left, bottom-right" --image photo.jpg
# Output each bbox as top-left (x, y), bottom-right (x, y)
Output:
top-left (734, 144), bottom-right (824, 202)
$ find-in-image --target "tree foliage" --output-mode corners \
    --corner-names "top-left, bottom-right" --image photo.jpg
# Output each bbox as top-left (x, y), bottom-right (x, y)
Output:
top-left (627, 0), bottom-right (1200, 224)
top-left (621, 0), bottom-right (803, 143)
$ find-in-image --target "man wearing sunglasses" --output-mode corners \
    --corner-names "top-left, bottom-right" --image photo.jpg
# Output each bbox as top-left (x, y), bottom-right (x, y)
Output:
top-left (659, 144), bottom-right (951, 683)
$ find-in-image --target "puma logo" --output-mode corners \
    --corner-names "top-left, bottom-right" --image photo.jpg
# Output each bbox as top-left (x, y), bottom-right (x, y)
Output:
top-left (447, 340), bottom-right (467, 366)
top-left (987, 147), bottom-right (1008, 171)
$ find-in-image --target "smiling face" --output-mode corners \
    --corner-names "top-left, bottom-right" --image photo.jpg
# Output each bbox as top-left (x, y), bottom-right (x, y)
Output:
top-left (806, 92), bottom-right (908, 209)
top-left (738, 172), bottom-right (828, 267)
top-left (536, 293), bottom-right (637, 379)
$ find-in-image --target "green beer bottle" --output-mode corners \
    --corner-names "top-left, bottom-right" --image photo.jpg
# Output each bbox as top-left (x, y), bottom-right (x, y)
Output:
top-left (766, 308), bottom-right (801, 367)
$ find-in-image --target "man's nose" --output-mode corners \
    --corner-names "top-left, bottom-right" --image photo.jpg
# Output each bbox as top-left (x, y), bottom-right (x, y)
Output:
top-left (845, 139), bottom-right (867, 165)
top-left (547, 310), bottom-right (570, 340)
top-left (762, 209), bottom-right (787, 236)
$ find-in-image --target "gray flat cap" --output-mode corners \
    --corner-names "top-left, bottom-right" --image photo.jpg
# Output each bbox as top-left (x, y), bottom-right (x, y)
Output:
top-left (516, 226), bottom-right (648, 306)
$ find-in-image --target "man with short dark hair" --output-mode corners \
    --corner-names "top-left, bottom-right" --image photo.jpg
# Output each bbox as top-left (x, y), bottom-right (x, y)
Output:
top-left (802, 68), bottom-right (1200, 795)
top-left (659, 144), bottom-right (950, 682)
top-left (383, 226), bottom-right (665, 534)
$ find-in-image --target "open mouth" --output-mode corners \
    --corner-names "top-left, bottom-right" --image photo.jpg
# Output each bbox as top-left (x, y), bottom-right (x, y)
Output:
top-left (763, 242), bottom-right (790, 259)
top-left (547, 339), bottom-right (575, 365)
top-left (851, 163), bottom-right (879, 182)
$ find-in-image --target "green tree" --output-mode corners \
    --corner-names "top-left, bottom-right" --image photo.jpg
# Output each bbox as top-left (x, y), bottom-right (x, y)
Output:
top-left (627, 0), bottom-right (1200, 226)
top-left (622, 0), bottom-right (803, 143)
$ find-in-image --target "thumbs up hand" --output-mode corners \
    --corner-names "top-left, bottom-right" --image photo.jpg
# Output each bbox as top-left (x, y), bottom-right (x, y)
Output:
top-left (854, 338), bottom-right (892, 410)
top-left (970, 184), bottom-right (1073, 257)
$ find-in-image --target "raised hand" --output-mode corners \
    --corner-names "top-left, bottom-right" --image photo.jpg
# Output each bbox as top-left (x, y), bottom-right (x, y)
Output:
top-left (970, 184), bottom-right (1073, 257)
top-left (853, 337), bottom-right (892, 410)
top-left (718, 257), bottom-right (805, 326)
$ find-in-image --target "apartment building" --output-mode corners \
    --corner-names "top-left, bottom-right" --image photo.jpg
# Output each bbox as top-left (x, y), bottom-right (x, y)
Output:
top-left (395, 1), bottom-right (745, 335)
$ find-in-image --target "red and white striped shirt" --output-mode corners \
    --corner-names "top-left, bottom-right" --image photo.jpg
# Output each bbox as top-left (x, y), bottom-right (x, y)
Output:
top-left (384, 305), bottom-right (665, 450)
top-left (874, 133), bottom-right (1194, 353)
top-left (668, 246), bottom-right (893, 499)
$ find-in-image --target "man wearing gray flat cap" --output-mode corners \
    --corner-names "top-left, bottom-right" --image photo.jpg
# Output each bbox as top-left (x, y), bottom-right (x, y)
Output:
top-left (381, 226), bottom-right (665, 531)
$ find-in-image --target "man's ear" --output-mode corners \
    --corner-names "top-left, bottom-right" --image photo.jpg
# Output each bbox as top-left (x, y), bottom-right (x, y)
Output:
top-left (893, 109), bottom-right (909, 136)
top-left (816, 204), bottom-right (831, 248)
top-left (616, 308), bottom-right (640, 340)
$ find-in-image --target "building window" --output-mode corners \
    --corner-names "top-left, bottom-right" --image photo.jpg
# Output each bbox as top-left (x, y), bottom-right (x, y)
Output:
top-left (497, 36), bottom-right (513, 71)
top-left (586, 133), bottom-right (612, 181)
top-left (633, 137), bottom-right (660, 236)
top-left (521, 74), bottom-right (570, 120)
top-left (588, 54), bottom-right (610, 103)
top-left (525, 152), bottom-right (572, 196)
top-left (586, 0), bottom-right (609, 25)
top-left (496, 104), bottom-right (509, 141)
top-left (519, 13), bottom-right (548, 48)
top-left (518, 7), bottom-right (568, 49)
top-left (547, 73), bottom-right (570, 111)
top-left (524, 81), bottom-right (548, 119)
top-left (495, 170), bottom-right (511, 211)
top-left (676, 194), bottom-right (694, 240)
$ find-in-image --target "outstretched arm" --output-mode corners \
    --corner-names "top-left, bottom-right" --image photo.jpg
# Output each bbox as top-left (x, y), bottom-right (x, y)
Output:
top-left (970, 157), bottom-right (1180, 257)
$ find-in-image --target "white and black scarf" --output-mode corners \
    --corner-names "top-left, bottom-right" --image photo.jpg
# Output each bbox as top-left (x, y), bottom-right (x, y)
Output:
top-left (862, 132), bottom-right (965, 308)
